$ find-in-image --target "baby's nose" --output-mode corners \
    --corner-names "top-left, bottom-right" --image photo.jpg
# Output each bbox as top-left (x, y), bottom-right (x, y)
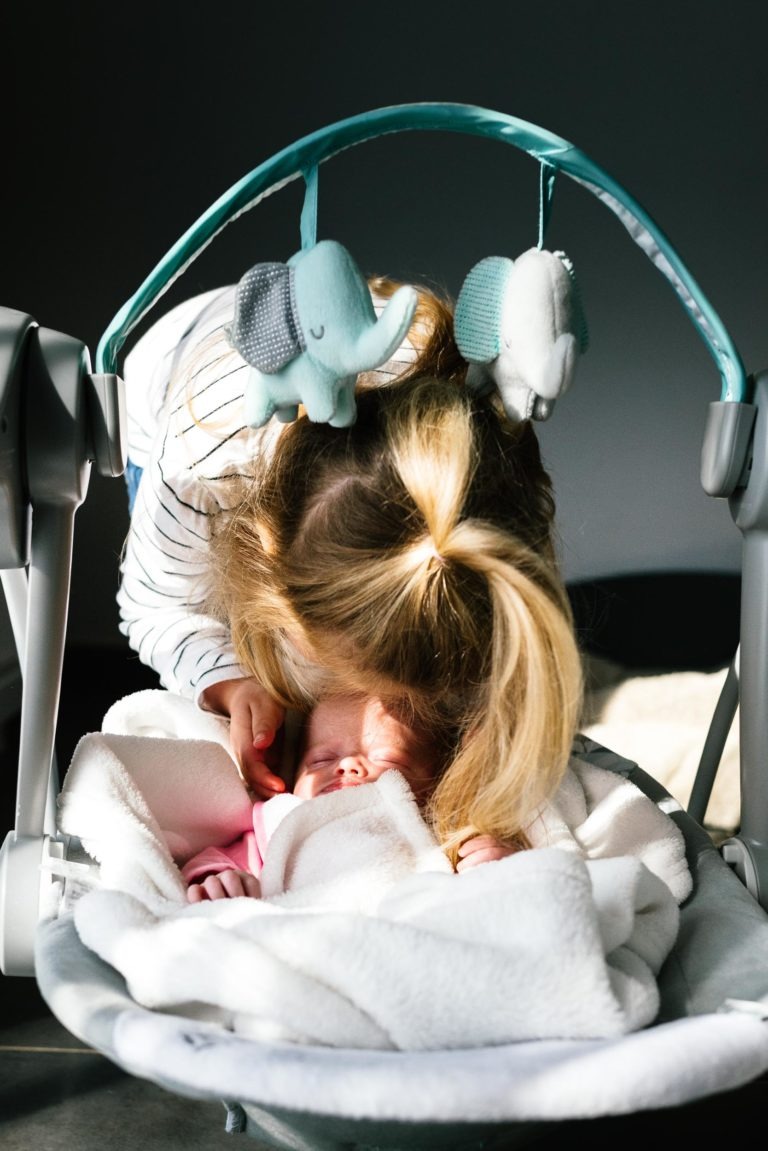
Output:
top-left (336, 755), bottom-right (367, 777)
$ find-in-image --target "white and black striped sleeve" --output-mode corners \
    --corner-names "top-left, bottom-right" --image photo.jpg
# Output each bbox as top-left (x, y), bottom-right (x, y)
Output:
top-left (116, 293), bottom-right (273, 703)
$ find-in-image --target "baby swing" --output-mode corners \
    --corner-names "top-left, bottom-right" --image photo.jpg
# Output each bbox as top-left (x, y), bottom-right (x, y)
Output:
top-left (2, 103), bottom-right (768, 1149)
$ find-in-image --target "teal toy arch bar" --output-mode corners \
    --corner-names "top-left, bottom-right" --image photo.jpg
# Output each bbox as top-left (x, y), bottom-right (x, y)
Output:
top-left (95, 102), bottom-right (747, 402)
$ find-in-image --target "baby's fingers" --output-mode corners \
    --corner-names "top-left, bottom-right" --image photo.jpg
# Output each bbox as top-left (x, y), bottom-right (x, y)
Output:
top-left (456, 835), bottom-right (518, 872)
top-left (186, 871), bottom-right (261, 901)
top-left (219, 870), bottom-right (261, 899)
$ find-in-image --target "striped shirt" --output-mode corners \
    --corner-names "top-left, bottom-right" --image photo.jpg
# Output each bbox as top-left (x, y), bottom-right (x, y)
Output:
top-left (117, 285), bottom-right (420, 705)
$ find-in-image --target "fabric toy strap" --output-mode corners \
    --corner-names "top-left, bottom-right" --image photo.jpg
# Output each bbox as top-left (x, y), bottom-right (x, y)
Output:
top-left (300, 166), bottom-right (319, 251)
top-left (538, 162), bottom-right (557, 249)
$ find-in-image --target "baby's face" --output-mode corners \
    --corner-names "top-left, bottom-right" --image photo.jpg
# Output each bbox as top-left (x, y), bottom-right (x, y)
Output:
top-left (293, 695), bottom-right (437, 803)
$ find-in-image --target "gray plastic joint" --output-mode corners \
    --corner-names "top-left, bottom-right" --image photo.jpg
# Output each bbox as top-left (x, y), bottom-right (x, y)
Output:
top-left (0, 831), bottom-right (45, 975)
top-left (0, 309), bottom-right (36, 568)
top-left (0, 833), bottom-right (76, 976)
top-left (26, 327), bottom-right (92, 510)
top-left (701, 400), bottom-right (756, 497)
top-left (87, 373), bottom-right (126, 477)
top-left (729, 371), bottom-right (768, 531)
top-left (721, 836), bottom-right (765, 906)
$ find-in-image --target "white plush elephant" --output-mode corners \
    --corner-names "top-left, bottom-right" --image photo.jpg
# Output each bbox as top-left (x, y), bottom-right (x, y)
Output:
top-left (229, 240), bottom-right (418, 427)
top-left (454, 248), bottom-right (589, 422)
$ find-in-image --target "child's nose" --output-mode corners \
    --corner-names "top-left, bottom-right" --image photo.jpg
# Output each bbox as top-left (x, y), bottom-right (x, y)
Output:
top-left (336, 755), bottom-right (368, 777)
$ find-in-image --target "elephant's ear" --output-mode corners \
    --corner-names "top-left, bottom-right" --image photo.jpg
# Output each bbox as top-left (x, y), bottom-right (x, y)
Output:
top-left (454, 256), bottom-right (516, 365)
top-left (229, 262), bottom-right (306, 372)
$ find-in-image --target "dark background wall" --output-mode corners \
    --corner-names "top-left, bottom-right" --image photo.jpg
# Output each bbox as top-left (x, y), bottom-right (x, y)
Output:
top-left (1, 0), bottom-right (764, 668)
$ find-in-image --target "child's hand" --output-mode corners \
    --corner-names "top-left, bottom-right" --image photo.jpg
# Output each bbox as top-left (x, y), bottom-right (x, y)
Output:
top-left (186, 870), bottom-right (262, 902)
top-left (455, 835), bottom-right (521, 872)
top-left (201, 677), bottom-right (286, 798)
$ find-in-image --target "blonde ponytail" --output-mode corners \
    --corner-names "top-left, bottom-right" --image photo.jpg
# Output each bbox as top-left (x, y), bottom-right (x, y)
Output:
top-left (387, 385), bottom-right (476, 555)
top-left (423, 522), bottom-right (582, 861)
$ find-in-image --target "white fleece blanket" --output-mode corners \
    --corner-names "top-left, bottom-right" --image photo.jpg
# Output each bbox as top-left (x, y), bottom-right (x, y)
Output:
top-left (582, 662), bottom-right (739, 832)
top-left (57, 690), bottom-right (691, 1051)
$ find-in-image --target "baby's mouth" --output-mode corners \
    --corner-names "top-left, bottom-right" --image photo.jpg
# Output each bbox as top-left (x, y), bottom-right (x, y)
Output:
top-left (320, 779), bottom-right (363, 794)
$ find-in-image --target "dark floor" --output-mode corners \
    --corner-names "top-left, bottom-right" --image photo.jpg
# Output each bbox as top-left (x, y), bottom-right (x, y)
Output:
top-left (3, 604), bottom-right (768, 1148)
top-left (0, 977), bottom-right (244, 1150)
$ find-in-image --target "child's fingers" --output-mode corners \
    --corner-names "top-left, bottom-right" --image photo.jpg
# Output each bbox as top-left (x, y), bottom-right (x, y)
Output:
top-left (247, 693), bottom-right (285, 762)
top-left (241, 752), bottom-right (286, 798)
top-left (249, 695), bottom-right (285, 745)
top-left (230, 720), bottom-right (285, 793)
top-left (251, 727), bottom-right (276, 749)
top-left (227, 685), bottom-right (285, 790)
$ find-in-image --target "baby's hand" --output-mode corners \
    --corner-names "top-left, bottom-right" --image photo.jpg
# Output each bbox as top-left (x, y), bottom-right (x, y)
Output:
top-left (455, 835), bottom-right (521, 873)
top-left (186, 870), bottom-right (262, 902)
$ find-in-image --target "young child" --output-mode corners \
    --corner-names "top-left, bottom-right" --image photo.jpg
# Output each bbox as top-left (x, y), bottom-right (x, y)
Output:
top-left (118, 274), bottom-right (583, 869)
top-left (184, 692), bottom-right (519, 902)
top-left (118, 278), bottom-right (433, 795)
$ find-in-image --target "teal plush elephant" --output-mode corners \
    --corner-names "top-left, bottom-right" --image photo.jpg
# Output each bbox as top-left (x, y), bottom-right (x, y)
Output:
top-left (229, 240), bottom-right (418, 427)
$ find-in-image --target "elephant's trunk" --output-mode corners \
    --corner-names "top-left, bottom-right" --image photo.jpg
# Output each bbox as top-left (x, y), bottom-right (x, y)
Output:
top-left (348, 286), bottom-right (418, 373)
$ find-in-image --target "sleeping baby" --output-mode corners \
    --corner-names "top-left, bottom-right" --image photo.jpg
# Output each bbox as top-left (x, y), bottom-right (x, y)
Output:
top-left (184, 691), bottom-right (520, 902)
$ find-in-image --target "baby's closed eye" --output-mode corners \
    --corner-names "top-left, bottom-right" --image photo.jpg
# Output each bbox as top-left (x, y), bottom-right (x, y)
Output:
top-left (301, 750), bottom-right (338, 770)
top-left (368, 751), bottom-right (411, 769)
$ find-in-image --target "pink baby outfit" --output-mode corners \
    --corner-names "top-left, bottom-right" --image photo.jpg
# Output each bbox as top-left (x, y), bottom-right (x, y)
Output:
top-left (181, 792), bottom-right (304, 884)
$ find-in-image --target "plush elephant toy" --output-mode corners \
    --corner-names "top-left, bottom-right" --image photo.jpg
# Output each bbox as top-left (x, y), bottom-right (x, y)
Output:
top-left (453, 247), bottom-right (589, 422)
top-left (228, 239), bottom-right (418, 428)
